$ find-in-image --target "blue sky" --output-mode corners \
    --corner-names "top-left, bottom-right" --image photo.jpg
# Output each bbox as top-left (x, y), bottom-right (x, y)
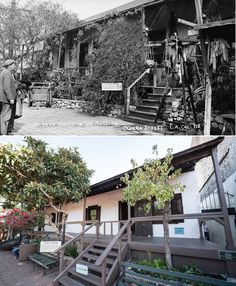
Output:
top-left (0, 136), bottom-right (192, 184)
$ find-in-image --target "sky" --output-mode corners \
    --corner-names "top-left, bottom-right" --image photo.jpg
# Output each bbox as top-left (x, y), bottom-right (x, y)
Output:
top-left (0, 0), bottom-right (133, 19)
top-left (0, 136), bottom-right (192, 184)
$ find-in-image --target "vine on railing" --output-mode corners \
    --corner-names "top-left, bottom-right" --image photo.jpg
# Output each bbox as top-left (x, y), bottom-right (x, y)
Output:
top-left (125, 68), bottom-right (150, 115)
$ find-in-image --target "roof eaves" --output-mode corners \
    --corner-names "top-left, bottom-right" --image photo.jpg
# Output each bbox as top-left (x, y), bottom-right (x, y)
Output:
top-left (89, 137), bottom-right (224, 196)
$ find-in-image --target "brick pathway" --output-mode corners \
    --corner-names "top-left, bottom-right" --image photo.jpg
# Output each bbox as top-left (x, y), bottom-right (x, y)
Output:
top-left (0, 251), bottom-right (56, 286)
top-left (11, 104), bottom-right (163, 136)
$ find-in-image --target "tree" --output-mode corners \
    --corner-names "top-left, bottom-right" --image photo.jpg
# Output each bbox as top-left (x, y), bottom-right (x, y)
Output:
top-left (0, 137), bottom-right (93, 236)
top-left (121, 146), bottom-right (185, 269)
top-left (0, 0), bottom-right (79, 71)
top-left (82, 13), bottom-right (147, 114)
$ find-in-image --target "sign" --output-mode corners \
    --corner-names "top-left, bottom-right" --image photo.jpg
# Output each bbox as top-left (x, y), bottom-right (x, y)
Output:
top-left (76, 263), bottom-right (88, 275)
top-left (174, 227), bottom-right (184, 235)
top-left (188, 30), bottom-right (199, 36)
top-left (40, 241), bottom-right (61, 253)
top-left (218, 250), bottom-right (236, 261)
top-left (102, 83), bottom-right (123, 91)
top-left (33, 40), bottom-right (44, 51)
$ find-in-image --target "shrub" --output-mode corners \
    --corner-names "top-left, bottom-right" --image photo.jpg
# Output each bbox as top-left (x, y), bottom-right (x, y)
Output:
top-left (82, 14), bottom-right (147, 115)
top-left (64, 244), bottom-right (78, 258)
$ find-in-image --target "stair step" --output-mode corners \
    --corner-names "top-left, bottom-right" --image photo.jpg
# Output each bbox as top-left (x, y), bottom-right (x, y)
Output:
top-left (88, 247), bottom-right (118, 258)
top-left (82, 253), bottom-right (116, 265)
top-left (146, 92), bottom-right (164, 96)
top-left (136, 105), bottom-right (159, 112)
top-left (94, 241), bottom-right (119, 250)
top-left (58, 275), bottom-right (84, 286)
top-left (142, 99), bottom-right (162, 104)
top-left (77, 260), bottom-right (110, 274)
top-left (69, 268), bottom-right (102, 286)
top-left (129, 110), bottom-right (156, 120)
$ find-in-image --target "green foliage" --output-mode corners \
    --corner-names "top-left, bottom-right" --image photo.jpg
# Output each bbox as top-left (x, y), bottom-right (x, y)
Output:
top-left (49, 69), bottom-right (82, 100)
top-left (136, 259), bottom-right (208, 286)
top-left (0, 0), bottom-right (79, 70)
top-left (138, 258), bottom-right (168, 270)
top-left (64, 244), bottom-right (78, 258)
top-left (121, 147), bottom-right (185, 212)
top-left (0, 136), bottom-right (93, 211)
top-left (82, 15), bottom-right (147, 115)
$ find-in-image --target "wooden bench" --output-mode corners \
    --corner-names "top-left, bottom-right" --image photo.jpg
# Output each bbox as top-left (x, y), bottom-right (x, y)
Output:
top-left (28, 253), bottom-right (58, 274)
top-left (118, 262), bottom-right (235, 286)
top-left (28, 241), bottom-right (61, 274)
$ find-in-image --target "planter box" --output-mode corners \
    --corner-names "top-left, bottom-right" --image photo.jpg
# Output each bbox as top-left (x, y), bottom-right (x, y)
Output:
top-left (19, 243), bottom-right (38, 261)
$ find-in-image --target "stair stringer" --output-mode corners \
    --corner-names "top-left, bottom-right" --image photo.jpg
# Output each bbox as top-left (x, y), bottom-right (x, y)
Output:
top-left (53, 238), bottom-right (97, 285)
top-left (106, 242), bottom-right (129, 286)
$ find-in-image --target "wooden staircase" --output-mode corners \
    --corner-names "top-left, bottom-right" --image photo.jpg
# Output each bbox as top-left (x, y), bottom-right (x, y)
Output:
top-left (123, 85), bottom-right (180, 126)
top-left (57, 238), bottom-right (127, 286)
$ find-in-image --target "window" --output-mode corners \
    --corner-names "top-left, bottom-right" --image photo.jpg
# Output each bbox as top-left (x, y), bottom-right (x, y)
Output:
top-left (50, 212), bottom-right (63, 224)
top-left (85, 205), bottom-right (101, 222)
top-left (153, 193), bottom-right (184, 224)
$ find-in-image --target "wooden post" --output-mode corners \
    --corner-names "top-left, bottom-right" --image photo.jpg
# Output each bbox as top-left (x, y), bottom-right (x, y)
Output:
top-left (194, 0), bottom-right (212, 135)
top-left (118, 237), bottom-right (122, 264)
top-left (180, 56), bottom-right (187, 129)
top-left (127, 205), bottom-right (131, 243)
top-left (211, 147), bottom-right (234, 249)
top-left (125, 88), bottom-right (131, 115)
top-left (81, 197), bottom-right (86, 250)
top-left (153, 62), bottom-right (157, 87)
top-left (101, 259), bottom-right (106, 286)
top-left (59, 248), bottom-right (65, 273)
top-left (204, 76), bottom-right (212, 135)
top-left (183, 61), bottom-right (198, 125)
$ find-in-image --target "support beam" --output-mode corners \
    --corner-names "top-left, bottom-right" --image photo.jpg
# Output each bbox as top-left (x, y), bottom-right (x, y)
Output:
top-left (211, 147), bottom-right (234, 249)
top-left (194, 0), bottom-right (212, 135)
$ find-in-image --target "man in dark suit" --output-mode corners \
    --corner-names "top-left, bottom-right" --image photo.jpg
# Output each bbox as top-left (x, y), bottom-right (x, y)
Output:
top-left (0, 59), bottom-right (17, 135)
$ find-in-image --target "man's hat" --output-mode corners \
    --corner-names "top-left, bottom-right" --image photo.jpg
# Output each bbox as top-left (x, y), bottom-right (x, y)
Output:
top-left (2, 59), bottom-right (15, 67)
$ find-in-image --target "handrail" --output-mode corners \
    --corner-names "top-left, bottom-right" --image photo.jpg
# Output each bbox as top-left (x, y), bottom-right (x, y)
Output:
top-left (154, 79), bottom-right (169, 123)
top-left (54, 220), bottom-right (99, 253)
top-left (53, 238), bottom-right (97, 283)
top-left (130, 212), bottom-right (224, 223)
top-left (125, 68), bottom-right (150, 115)
top-left (122, 262), bottom-right (235, 286)
top-left (95, 219), bottom-right (130, 266)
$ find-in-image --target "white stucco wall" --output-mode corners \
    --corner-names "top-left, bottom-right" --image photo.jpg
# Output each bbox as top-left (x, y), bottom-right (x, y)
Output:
top-left (45, 189), bottom-right (123, 235)
top-left (153, 170), bottom-right (201, 238)
top-left (45, 170), bottom-right (201, 238)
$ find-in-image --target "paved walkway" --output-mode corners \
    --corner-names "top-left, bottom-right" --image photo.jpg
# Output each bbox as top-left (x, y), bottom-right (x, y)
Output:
top-left (0, 251), bottom-right (56, 286)
top-left (11, 104), bottom-right (163, 136)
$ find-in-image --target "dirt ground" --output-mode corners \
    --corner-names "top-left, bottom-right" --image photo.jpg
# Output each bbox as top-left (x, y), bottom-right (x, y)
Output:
top-left (0, 250), bottom-right (57, 286)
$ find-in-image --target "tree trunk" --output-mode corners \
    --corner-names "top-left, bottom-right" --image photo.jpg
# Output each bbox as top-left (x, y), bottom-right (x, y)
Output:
top-left (163, 201), bottom-right (172, 269)
top-left (7, 226), bottom-right (13, 240)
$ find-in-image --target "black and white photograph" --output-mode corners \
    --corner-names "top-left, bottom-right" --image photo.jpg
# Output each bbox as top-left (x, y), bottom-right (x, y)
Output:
top-left (0, 1), bottom-right (236, 286)
top-left (0, 0), bottom-right (235, 135)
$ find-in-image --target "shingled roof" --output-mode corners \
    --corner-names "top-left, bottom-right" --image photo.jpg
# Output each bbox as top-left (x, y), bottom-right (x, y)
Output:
top-left (80, 0), bottom-right (161, 25)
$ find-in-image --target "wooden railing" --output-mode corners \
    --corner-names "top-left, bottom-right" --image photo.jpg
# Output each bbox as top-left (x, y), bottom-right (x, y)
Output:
top-left (54, 220), bottom-right (99, 274)
top-left (119, 262), bottom-right (235, 286)
top-left (95, 220), bottom-right (130, 286)
top-left (125, 68), bottom-right (150, 115)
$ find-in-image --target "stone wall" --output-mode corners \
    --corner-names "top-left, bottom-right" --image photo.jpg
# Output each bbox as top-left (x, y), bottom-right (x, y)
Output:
top-left (51, 98), bottom-right (123, 118)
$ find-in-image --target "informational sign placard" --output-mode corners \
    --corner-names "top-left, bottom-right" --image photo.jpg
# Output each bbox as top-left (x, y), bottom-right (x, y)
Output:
top-left (174, 227), bottom-right (184, 235)
top-left (76, 263), bottom-right (88, 275)
top-left (102, 83), bottom-right (123, 91)
top-left (218, 250), bottom-right (236, 261)
top-left (40, 241), bottom-right (61, 253)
